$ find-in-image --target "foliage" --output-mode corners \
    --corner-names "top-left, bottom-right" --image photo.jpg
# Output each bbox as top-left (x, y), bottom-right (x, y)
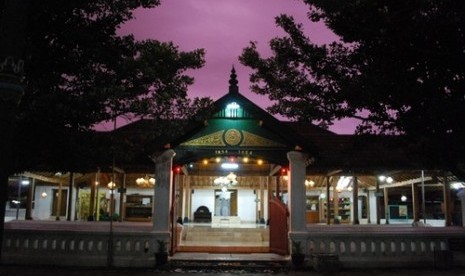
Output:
top-left (156, 239), bottom-right (167, 253)
top-left (0, 0), bottom-right (210, 173)
top-left (99, 212), bottom-right (120, 222)
top-left (240, 0), bottom-right (465, 176)
top-left (1, 0), bottom-right (207, 262)
top-left (291, 239), bottom-right (303, 255)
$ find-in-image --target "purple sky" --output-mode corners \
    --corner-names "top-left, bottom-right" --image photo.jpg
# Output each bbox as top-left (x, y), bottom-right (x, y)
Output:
top-left (117, 0), bottom-right (357, 134)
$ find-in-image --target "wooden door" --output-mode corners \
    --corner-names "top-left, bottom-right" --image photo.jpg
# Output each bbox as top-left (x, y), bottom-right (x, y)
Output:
top-left (269, 197), bottom-right (289, 255)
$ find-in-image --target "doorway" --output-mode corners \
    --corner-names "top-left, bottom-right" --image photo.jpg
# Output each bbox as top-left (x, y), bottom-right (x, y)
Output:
top-left (51, 189), bottom-right (67, 217)
top-left (214, 189), bottom-right (237, 216)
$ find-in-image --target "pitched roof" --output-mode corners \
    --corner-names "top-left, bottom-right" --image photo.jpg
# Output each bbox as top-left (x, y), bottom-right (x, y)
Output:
top-left (286, 122), bottom-right (422, 173)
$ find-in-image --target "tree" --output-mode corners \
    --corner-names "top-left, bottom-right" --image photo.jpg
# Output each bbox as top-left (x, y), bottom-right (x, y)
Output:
top-left (0, 0), bottom-right (209, 261)
top-left (240, 0), bottom-right (465, 178)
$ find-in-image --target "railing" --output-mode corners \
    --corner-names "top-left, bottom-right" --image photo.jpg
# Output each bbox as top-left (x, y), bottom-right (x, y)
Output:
top-left (293, 227), bottom-right (465, 268)
top-left (4, 226), bottom-right (465, 268)
top-left (2, 229), bottom-right (167, 267)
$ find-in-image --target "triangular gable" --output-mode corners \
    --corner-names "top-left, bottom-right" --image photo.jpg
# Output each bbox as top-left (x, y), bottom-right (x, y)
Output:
top-left (172, 67), bottom-right (318, 164)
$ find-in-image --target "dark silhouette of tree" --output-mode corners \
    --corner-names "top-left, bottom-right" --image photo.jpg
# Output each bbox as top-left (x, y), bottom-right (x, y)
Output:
top-left (240, 0), bottom-right (465, 178)
top-left (0, 0), bottom-right (211, 260)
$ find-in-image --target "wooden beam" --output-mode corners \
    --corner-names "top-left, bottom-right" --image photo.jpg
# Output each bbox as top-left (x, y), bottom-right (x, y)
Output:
top-left (326, 170), bottom-right (342, 176)
top-left (269, 165), bottom-right (281, 176)
top-left (379, 176), bottom-right (432, 189)
top-left (22, 171), bottom-right (87, 185)
top-left (22, 172), bottom-right (62, 184)
top-left (111, 166), bottom-right (125, 174)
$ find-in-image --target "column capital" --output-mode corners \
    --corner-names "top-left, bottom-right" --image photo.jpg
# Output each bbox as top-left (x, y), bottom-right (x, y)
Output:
top-left (155, 149), bottom-right (176, 164)
top-left (287, 151), bottom-right (308, 163)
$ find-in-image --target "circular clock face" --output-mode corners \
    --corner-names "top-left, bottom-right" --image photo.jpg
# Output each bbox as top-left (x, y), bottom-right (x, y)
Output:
top-left (224, 129), bottom-right (242, 146)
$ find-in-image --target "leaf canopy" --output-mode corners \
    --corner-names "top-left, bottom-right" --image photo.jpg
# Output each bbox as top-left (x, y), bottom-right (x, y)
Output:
top-left (240, 0), bottom-right (465, 175)
top-left (1, 0), bottom-right (211, 173)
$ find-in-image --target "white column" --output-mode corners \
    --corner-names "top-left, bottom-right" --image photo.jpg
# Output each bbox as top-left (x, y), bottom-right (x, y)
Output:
top-left (457, 189), bottom-right (465, 227)
top-left (287, 151), bottom-right (307, 233)
top-left (153, 149), bottom-right (175, 232)
top-left (443, 173), bottom-right (452, 226)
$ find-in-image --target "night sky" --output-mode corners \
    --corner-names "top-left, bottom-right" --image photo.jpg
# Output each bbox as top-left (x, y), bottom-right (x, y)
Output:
top-left (117, 0), bottom-right (357, 133)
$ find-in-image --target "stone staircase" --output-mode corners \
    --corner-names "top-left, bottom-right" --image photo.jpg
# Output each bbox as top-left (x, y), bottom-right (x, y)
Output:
top-left (177, 226), bottom-right (269, 253)
top-left (167, 258), bottom-right (289, 273)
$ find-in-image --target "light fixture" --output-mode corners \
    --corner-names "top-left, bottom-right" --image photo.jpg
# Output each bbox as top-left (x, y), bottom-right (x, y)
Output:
top-left (378, 175), bottom-right (394, 184)
top-left (336, 176), bottom-right (352, 191)
top-left (257, 159), bottom-right (263, 165)
top-left (41, 192), bottom-right (47, 198)
top-left (107, 181), bottom-right (116, 190)
top-left (451, 182), bottom-right (464, 190)
top-left (401, 195), bottom-right (407, 202)
top-left (221, 162), bottom-right (238, 170)
top-left (214, 172), bottom-right (238, 186)
top-left (319, 193), bottom-right (326, 199)
top-left (226, 102), bottom-right (240, 110)
top-left (305, 179), bottom-right (315, 187)
top-left (242, 157), bottom-right (249, 163)
top-left (136, 176), bottom-right (155, 187)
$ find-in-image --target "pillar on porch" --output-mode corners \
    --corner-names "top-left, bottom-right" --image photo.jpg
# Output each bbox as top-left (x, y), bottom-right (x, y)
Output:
top-left (412, 183), bottom-right (420, 222)
top-left (457, 189), bottom-right (465, 227)
top-left (352, 176), bottom-right (359, 225)
top-left (153, 149), bottom-right (175, 232)
top-left (287, 151), bottom-right (307, 233)
top-left (326, 176), bottom-right (331, 225)
top-left (376, 178), bottom-right (381, 224)
top-left (442, 172), bottom-right (452, 227)
top-left (384, 187), bottom-right (389, 224)
top-left (183, 176), bottom-right (191, 222)
top-left (333, 181), bottom-right (339, 223)
top-left (261, 177), bottom-right (266, 222)
top-left (66, 172), bottom-right (74, 221)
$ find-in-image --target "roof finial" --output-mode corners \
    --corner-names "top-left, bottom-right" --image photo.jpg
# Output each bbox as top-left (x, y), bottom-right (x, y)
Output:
top-left (228, 65), bottom-right (239, 94)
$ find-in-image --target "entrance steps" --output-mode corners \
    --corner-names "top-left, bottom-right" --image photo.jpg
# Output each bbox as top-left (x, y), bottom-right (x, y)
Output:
top-left (177, 225), bottom-right (269, 253)
top-left (170, 253), bottom-right (289, 272)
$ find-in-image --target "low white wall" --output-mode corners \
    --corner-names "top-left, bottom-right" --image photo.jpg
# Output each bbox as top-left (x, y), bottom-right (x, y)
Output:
top-left (2, 229), bottom-right (167, 267)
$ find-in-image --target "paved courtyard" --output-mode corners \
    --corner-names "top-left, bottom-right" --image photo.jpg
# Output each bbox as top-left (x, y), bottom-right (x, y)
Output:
top-left (1, 265), bottom-right (465, 276)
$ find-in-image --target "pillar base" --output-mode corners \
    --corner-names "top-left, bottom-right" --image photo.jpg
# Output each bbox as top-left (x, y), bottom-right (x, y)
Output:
top-left (289, 231), bottom-right (308, 255)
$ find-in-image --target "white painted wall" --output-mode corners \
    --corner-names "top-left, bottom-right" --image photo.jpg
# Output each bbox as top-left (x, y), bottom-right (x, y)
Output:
top-left (191, 189), bottom-right (215, 219)
top-left (237, 189), bottom-right (256, 222)
top-left (33, 186), bottom-right (55, 220)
